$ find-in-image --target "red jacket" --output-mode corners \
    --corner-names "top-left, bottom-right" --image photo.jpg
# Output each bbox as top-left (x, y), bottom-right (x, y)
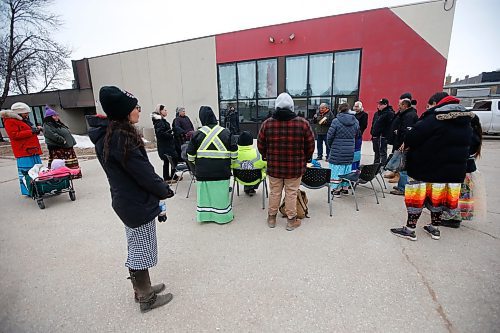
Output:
top-left (257, 110), bottom-right (315, 179)
top-left (1, 111), bottom-right (42, 158)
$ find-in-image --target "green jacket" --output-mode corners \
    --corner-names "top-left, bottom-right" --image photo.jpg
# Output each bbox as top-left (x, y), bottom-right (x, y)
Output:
top-left (43, 120), bottom-right (76, 149)
top-left (231, 145), bottom-right (267, 185)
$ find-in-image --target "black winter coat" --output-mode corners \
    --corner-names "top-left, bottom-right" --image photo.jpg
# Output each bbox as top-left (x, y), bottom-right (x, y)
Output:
top-left (404, 98), bottom-right (473, 183)
top-left (355, 111), bottom-right (368, 136)
top-left (88, 116), bottom-right (172, 228)
top-left (370, 106), bottom-right (394, 138)
top-left (187, 107), bottom-right (237, 181)
top-left (389, 107), bottom-right (418, 149)
top-left (152, 115), bottom-right (177, 160)
top-left (224, 110), bottom-right (240, 135)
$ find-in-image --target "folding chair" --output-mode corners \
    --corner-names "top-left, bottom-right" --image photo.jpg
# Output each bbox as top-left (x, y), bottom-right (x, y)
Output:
top-left (300, 167), bottom-right (332, 217)
top-left (339, 163), bottom-right (381, 211)
top-left (168, 154), bottom-right (196, 198)
top-left (231, 169), bottom-right (268, 209)
top-left (165, 154), bottom-right (189, 183)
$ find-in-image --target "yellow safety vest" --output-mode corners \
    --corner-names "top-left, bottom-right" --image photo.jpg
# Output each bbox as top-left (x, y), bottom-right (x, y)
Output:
top-left (187, 125), bottom-right (237, 161)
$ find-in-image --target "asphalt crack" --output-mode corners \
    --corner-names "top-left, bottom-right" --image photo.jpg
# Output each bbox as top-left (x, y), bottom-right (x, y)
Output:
top-left (461, 224), bottom-right (499, 240)
top-left (402, 247), bottom-right (455, 333)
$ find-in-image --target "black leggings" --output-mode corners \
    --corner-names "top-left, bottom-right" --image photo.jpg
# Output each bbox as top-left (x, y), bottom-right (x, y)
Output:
top-left (162, 157), bottom-right (177, 180)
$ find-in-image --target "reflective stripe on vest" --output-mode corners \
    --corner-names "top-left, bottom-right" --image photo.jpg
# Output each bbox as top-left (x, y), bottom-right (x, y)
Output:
top-left (234, 151), bottom-right (262, 169)
top-left (197, 125), bottom-right (230, 159)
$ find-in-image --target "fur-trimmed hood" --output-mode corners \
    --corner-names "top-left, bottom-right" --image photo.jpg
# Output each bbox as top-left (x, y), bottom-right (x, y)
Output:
top-left (0, 110), bottom-right (22, 120)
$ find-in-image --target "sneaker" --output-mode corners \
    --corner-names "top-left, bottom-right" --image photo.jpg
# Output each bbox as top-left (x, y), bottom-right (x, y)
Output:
top-left (440, 219), bottom-right (461, 229)
top-left (340, 189), bottom-right (349, 195)
top-left (390, 189), bottom-right (404, 196)
top-left (390, 226), bottom-right (417, 241)
top-left (332, 190), bottom-right (341, 198)
top-left (392, 186), bottom-right (399, 190)
top-left (423, 225), bottom-right (441, 240)
top-left (315, 156), bottom-right (323, 161)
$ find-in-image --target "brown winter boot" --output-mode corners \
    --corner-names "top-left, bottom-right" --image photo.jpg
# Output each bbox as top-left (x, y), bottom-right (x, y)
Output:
top-left (267, 214), bottom-right (277, 228)
top-left (129, 269), bottom-right (166, 303)
top-left (129, 269), bottom-right (173, 313)
top-left (286, 217), bottom-right (301, 231)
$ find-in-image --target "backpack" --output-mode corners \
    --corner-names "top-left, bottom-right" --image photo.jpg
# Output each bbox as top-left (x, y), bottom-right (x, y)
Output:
top-left (279, 189), bottom-right (309, 219)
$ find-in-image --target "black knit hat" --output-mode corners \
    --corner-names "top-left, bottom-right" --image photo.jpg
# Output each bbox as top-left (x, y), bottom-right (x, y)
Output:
top-left (99, 86), bottom-right (138, 120)
top-left (238, 131), bottom-right (253, 146)
top-left (400, 92), bottom-right (412, 100)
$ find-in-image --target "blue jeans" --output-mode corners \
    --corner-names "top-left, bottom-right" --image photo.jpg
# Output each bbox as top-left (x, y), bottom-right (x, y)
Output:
top-left (317, 134), bottom-right (330, 158)
top-left (396, 170), bottom-right (408, 191)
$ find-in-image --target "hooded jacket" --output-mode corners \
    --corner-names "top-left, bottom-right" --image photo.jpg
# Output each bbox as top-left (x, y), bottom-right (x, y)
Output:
top-left (404, 96), bottom-right (473, 183)
top-left (186, 106), bottom-right (237, 181)
top-left (327, 112), bottom-right (360, 164)
top-left (257, 97), bottom-right (315, 179)
top-left (1, 110), bottom-right (42, 158)
top-left (87, 115), bottom-right (172, 228)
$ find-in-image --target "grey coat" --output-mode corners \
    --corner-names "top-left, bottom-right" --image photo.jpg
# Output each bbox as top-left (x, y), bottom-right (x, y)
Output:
top-left (327, 112), bottom-right (359, 165)
top-left (43, 119), bottom-right (76, 149)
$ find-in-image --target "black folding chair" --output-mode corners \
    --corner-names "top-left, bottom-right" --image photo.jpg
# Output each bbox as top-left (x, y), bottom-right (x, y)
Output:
top-left (301, 167), bottom-right (332, 217)
top-left (168, 154), bottom-right (196, 198)
top-left (339, 163), bottom-right (381, 211)
top-left (231, 169), bottom-right (268, 209)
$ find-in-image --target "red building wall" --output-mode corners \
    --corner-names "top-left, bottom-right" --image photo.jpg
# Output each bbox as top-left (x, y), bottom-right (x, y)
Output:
top-left (215, 8), bottom-right (447, 140)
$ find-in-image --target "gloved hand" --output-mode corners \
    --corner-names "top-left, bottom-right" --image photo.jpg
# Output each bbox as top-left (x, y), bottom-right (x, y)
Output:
top-left (165, 186), bottom-right (174, 199)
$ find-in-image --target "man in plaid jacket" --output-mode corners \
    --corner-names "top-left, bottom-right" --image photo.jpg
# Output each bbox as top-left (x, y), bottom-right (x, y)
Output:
top-left (257, 92), bottom-right (315, 231)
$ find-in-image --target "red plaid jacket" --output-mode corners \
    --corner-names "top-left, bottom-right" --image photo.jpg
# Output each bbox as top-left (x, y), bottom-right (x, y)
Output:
top-left (257, 117), bottom-right (315, 179)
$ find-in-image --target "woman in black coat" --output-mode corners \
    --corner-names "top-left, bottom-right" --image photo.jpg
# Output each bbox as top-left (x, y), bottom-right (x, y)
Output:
top-left (390, 92), bottom-right (473, 242)
top-left (152, 104), bottom-right (180, 183)
top-left (89, 86), bottom-right (174, 313)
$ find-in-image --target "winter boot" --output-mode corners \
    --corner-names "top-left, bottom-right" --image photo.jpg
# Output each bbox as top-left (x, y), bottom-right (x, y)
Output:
top-left (267, 214), bottom-right (277, 228)
top-left (129, 269), bottom-right (173, 313)
top-left (129, 269), bottom-right (166, 303)
top-left (286, 217), bottom-right (301, 231)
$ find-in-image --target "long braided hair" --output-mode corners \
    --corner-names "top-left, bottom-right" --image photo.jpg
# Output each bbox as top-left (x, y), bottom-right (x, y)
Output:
top-left (103, 118), bottom-right (144, 163)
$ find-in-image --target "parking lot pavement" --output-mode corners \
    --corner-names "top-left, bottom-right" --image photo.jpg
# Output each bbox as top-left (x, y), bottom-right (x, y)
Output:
top-left (0, 141), bottom-right (499, 332)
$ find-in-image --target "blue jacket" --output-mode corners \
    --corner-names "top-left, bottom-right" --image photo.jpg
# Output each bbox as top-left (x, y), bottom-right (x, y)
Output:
top-left (327, 112), bottom-right (359, 165)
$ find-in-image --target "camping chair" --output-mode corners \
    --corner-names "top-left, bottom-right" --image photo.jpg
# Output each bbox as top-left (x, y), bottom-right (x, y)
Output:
top-left (231, 169), bottom-right (268, 209)
top-left (339, 163), bottom-right (381, 211)
top-left (301, 167), bottom-right (332, 217)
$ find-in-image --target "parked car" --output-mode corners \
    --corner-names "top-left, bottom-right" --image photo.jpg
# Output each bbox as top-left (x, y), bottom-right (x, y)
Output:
top-left (471, 99), bottom-right (500, 134)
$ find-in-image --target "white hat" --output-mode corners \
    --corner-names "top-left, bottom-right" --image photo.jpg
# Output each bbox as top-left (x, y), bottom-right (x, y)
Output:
top-left (11, 102), bottom-right (31, 114)
top-left (275, 93), bottom-right (294, 112)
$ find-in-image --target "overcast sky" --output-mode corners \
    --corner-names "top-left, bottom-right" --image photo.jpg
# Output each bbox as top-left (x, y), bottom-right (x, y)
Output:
top-left (49, 0), bottom-right (498, 85)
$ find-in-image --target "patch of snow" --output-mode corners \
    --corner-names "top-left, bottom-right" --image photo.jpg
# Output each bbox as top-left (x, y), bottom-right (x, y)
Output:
top-left (73, 135), bottom-right (95, 149)
top-left (142, 138), bottom-right (149, 143)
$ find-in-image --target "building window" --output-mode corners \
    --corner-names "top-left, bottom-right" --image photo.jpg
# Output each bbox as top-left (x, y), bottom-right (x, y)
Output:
top-left (218, 58), bottom-right (277, 124)
top-left (286, 49), bottom-right (361, 120)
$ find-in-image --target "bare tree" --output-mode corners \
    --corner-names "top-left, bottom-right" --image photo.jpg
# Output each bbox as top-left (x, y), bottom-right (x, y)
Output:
top-left (0, 0), bottom-right (71, 107)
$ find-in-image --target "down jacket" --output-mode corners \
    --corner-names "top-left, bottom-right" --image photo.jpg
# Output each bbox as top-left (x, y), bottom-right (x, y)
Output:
top-left (1, 110), bottom-right (42, 158)
top-left (151, 113), bottom-right (177, 160)
top-left (327, 112), bottom-right (360, 165)
top-left (43, 116), bottom-right (77, 149)
top-left (405, 96), bottom-right (472, 183)
top-left (87, 115), bottom-right (172, 228)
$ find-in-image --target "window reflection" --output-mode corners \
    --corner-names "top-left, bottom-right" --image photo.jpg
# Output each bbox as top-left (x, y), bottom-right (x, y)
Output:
top-left (258, 59), bottom-right (277, 99)
top-left (219, 64), bottom-right (236, 100)
top-left (333, 50), bottom-right (360, 95)
top-left (238, 62), bottom-right (256, 99)
top-left (238, 100), bottom-right (257, 122)
top-left (309, 53), bottom-right (333, 96)
top-left (257, 99), bottom-right (275, 121)
top-left (286, 56), bottom-right (308, 97)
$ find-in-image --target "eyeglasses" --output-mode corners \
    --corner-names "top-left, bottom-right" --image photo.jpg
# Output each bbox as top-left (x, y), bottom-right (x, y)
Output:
top-left (135, 105), bottom-right (141, 111)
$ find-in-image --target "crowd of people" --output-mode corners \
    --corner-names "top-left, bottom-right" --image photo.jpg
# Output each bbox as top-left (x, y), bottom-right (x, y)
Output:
top-left (1, 84), bottom-right (482, 313)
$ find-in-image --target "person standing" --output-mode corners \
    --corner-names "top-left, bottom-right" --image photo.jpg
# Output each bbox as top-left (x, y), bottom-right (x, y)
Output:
top-left (187, 106), bottom-right (237, 224)
top-left (224, 106), bottom-right (240, 135)
top-left (327, 103), bottom-right (360, 197)
top-left (351, 101), bottom-right (368, 170)
top-left (312, 103), bottom-right (334, 160)
top-left (390, 92), bottom-right (473, 241)
top-left (173, 106), bottom-right (195, 143)
top-left (257, 93), bottom-right (315, 231)
top-left (1, 102), bottom-right (43, 195)
top-left (42, 106), bottom-right (82, 179)
top-left (370, 98), bottom-right (394, 166)
top-left (151, 104), bottom-right (180, 184)
top-left (389, 98), bottom-right (418, 195)
top-left (89, 86), bottom-right (174, 313)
